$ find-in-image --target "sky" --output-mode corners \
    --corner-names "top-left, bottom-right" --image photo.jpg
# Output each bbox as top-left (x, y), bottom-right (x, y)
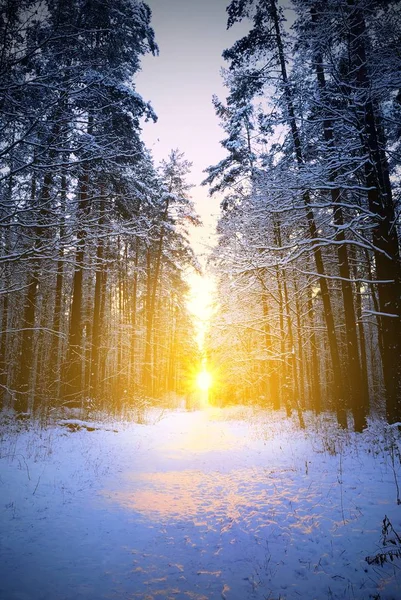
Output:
top-left (135, 0), bottom-right (248, 259)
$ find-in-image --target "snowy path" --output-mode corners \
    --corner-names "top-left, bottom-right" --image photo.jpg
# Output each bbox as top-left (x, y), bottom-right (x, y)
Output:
top-left (1, 406), bottom-right (401, 599)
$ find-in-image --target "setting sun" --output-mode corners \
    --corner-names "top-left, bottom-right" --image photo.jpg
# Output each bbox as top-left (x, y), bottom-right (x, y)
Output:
top-left (196, 370), bottom-right (212, 392)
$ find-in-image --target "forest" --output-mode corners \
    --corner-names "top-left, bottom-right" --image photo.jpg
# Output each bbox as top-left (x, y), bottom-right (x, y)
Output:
top-left (1, 2), bottom-right (401, 599)
top-left (0, 0), bottom-right (400, 430)
top-left (204, 0), bottom-right (401, 432)
top-left (0, 0), bottom-right (201, 417)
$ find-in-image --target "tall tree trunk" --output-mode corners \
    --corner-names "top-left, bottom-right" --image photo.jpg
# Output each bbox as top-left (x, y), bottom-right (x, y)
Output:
top-left (311, 6), bottom-right (367, 430)
top-left (130, 238), bottom-right (140, 396)
top-left (63, 114), bottom-right (93, 403)
top-left (90, 194), bottom-right (106, 401)
top-left (143, 247), bottom-right (153, 393)
top-left (0, 123), bottom-right (16, 407)
top-left (274, 220), bottom-right (290, 416)
top-left (15, 164), bottom-right (54, 413)
top-left (282, 267), bottom-right (305, 429)
top-left (51, 170), bottom-right (67, 399)
top-left (62, 168), bottom-right (91, 402)
top-left (0, 276), bottom-right (9, 406)
top-left (258, 269), bottom-right (279, 409)
top-left (307, 278), bottom-right (321, 413)
top-left (116, 235), bottom-right (125, 403)
top-left (360, 248), bottom-right (384, 368)
top-left (15, 271), bottom-right (39, 413)
top-left (347, 0), bottom-right (401, 423)
top-left (354, 277), bottom-right (369, 404)
top-left (293, 275), bottom-right (305, 409)
top-left (271, 0), bottom-right (347, 427)
top-left (142, 198), bottom-right (169, 394)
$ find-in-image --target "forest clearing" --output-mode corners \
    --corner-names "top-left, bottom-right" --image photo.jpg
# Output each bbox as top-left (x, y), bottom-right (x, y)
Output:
top-left (1, 406), bottom-right (401, 600)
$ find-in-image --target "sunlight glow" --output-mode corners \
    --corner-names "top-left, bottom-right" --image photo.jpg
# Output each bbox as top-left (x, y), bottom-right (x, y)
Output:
top-left (187, 273), bottom-right (215, 351)
top-left (196, 370), bottom-right (212, 392)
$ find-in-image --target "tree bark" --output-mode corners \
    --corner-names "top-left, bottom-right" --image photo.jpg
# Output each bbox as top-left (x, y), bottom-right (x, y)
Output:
top-left (62, 168), bottom-right (91, 402)
top-left (271, 0), bottom-right (347, 427)
top-left (90, 193), bottom-right (106, 400)
top-left (347, 0), bottom-right (401, 423)
top-left (311, 6), bottom-right (367, 430)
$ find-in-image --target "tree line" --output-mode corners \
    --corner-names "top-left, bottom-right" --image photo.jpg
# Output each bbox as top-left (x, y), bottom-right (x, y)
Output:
top-left (204, 0), bottom-right (401, 430)
top-left (0, 0), bottom-right (200, 416)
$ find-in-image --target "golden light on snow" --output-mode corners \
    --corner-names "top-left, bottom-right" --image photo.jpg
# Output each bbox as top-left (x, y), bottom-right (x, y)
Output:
top-left (196, 369), bottom-right (212, 392)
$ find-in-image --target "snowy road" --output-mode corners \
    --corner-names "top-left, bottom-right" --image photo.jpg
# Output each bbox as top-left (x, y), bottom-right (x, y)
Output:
top-left (1, 406), bottom-right (401, 599)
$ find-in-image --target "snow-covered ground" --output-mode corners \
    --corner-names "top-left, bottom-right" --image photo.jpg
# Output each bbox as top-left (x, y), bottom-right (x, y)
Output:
top-left (1, 406), bottom-right (401, 600)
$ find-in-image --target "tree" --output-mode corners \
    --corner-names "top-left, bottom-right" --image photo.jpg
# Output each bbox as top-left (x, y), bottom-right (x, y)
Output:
top-left (203, 0), bottom-right (401, 427)
top-left (0, 1), bottom-right (200, 417)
